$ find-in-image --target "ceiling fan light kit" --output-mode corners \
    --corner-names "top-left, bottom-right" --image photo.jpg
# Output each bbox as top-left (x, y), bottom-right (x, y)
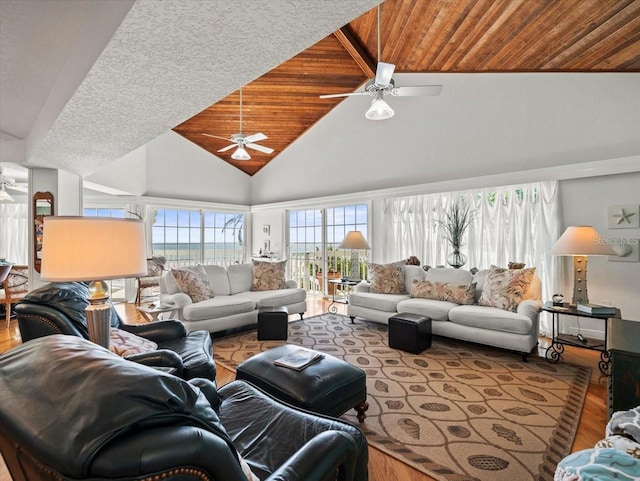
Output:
top-left (319, 6), bottom-right (442, 121)
top-left (0, 168), bottom-right (16, 202)
top-left (366, 92), bottom-right (394, 120)
top-left (202, 88), bottom-right (273, 161)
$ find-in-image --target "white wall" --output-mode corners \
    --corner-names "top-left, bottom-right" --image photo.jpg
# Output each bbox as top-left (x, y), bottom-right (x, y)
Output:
top-left (252, 73), bottom-right (640, 204)
top-left (252, 210), bottom-right (285, 259)
top-left (557, 172), bottom-right (640, 324)
top-left (85, 145), bottom-right (147, 195)
top-left (145, 131), bottom-right (251, 205)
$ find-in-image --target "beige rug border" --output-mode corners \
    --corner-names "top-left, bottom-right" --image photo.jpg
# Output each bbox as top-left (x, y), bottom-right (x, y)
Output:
top-left (213, 315), bottom-right (591, 481)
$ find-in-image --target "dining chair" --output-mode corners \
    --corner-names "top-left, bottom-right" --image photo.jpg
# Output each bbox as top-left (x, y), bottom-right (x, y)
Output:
top-left (1, 265), bottom-right (29, 328)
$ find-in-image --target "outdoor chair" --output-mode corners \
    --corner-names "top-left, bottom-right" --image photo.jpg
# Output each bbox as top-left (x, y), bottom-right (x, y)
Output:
top-left (135, 256), bottom-right (166, 305)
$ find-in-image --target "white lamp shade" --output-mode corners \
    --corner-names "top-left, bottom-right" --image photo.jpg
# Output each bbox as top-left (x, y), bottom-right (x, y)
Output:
top-left (41, 217), bottom-right (147, 281)
top-left (549, 226), bottom-right (616, 256)
top-left (339, 231), bottom-right (371, 250)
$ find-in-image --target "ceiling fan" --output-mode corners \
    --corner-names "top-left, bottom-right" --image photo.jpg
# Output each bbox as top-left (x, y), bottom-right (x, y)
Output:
top-left (0, 167), bottom-right (26, 202)
top-left (202, 88), bottom-right (274, 160)
top-left (320, 5), bottom-right (443, 120)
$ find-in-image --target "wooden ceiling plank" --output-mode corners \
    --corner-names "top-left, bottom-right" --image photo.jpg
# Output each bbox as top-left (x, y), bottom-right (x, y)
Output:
top-left (546, 2), bottom-right (640, 69)
top-left (334, 27), bottom-right (376, 78)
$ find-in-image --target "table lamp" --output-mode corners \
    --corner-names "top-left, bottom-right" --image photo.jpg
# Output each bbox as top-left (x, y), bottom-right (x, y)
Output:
top-left (339, 231), bottom-right (371, 282)
top-left (40, 217), bottom-right (147, 348)
top-left (549, 225), bottom-right (616, 305)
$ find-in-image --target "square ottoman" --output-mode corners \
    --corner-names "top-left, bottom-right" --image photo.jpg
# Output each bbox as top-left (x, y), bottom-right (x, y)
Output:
top-left (257, 306), bottom-right (289, 341)
top-left (388, 312), bottom-right (432, 354)
top-left (236, 344), bottom-right (368, 422)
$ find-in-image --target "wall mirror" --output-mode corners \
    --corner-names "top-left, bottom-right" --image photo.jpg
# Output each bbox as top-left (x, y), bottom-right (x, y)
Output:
top-left (33, 191), bottom-right (54, 273)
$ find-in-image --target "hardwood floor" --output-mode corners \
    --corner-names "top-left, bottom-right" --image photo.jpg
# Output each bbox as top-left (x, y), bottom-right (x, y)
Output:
top-left (0, 298), bottom-right (608, 481)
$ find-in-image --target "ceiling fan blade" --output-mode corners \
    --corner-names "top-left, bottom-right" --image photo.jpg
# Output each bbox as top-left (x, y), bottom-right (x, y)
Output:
top-left (375, 62), bottom-right (395, 86)
top-left (319, 91), bottom-right (368, 99)
top-left (246, 143), bottom-right (274, 154)
top-left (203, 133), bottom-right (232, 141)
top-left (9, 184), bottom-right (28, 193)
top-left (245, 132), bottom-right (267, 143)
top-left (217, 144), bottom-right (237, 153)
top-left (392, 85), bottom-right (443, 97)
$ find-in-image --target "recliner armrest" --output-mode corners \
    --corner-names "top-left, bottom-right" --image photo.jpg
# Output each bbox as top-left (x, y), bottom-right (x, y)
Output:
top-left (120, 320), bottom-right (187, 342)
top-left (125, 349), bottom-right (184, 378)
top-left (266, 430), bottom-right (357, 481)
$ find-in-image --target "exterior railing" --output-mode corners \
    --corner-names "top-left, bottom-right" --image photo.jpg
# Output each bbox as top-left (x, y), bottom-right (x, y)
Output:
top-left (288, 251), bottom-right (368, 296)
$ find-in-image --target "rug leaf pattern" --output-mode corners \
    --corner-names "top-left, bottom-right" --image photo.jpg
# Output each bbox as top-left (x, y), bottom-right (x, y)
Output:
top-left (212, 313), bottom-right (590, 481)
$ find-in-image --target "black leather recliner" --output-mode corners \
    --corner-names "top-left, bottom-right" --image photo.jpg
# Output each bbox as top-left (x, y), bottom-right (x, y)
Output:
top-left (14, 282), bottom-right (216, 380)
top-left (0, 336), bottom-right (368, 481)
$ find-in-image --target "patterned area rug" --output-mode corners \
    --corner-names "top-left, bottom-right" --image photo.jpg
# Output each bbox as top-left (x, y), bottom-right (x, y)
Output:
top-left (212, 313), bottom-right (590, 481)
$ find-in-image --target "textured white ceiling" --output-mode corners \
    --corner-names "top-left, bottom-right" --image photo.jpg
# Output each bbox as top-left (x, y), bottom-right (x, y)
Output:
top-left (0, 0), bottom-right (379, 176)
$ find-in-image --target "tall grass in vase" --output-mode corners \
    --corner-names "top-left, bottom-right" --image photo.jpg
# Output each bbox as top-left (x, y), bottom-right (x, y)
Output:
top-left (435, 202), bottom-right (474, 268)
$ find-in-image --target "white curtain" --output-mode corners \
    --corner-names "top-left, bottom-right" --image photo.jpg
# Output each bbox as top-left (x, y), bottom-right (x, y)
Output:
top-left (380, 181), bottom-right (561, 335)
top-left (0, 202), bottom-right (29, 264)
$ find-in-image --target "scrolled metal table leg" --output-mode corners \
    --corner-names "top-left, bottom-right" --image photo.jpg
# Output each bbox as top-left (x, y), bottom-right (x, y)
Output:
top-left (545, 342), bottom-right (564, 364)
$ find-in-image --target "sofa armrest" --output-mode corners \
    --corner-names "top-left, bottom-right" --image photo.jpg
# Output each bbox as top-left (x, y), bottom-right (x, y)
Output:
top-left (286, 280), bottom-right (298, 289)
top-left (517, 299), bottom-right (542, 320)
top-left (353, 282), bottom-right (370, 293)
top-left (159, 292), bottom-right (192, 309)
top-left (266, 430), bottom-right (357, 481)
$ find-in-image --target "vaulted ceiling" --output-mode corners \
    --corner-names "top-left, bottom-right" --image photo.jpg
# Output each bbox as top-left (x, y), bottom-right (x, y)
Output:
top-left (174, 0), bottom-right (640, 176)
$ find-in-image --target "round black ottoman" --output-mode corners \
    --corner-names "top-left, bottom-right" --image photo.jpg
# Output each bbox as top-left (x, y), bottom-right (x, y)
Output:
top-left (236, 344), bottom-right (368, 422)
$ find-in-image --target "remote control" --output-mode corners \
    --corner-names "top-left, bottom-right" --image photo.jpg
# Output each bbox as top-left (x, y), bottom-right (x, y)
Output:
top-left (577, 333), bottom-right (587, 343)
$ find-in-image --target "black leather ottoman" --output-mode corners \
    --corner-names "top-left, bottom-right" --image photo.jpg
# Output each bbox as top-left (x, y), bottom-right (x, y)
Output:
top-left (388, 312), bottom-right (432, 354)
top-left (236, 344), bottom-right (369, 422)
top-left (257, 306), bottom-right (289, 340)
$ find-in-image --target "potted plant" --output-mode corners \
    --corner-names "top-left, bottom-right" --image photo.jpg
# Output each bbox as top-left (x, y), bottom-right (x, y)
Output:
top-left (435, 201), bottom-right (474, 268)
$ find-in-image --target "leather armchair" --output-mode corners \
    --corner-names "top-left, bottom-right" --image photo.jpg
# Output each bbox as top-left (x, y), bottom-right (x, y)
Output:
top-left (0, 336), bottom-right (368, 481)
top-left (14, 282), bottom-right (216, 381)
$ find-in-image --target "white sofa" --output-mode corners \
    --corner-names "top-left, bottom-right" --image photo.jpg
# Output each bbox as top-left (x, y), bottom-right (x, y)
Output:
top-left (159, 263), bottom-right (307, 334)
top-left (347, 265), bottom-right (542, 359)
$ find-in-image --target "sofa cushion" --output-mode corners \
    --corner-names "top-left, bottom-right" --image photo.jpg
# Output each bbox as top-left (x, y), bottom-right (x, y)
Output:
top-left (350, 291), bottom-right (410, 312)
top-left (396, 298), bottom-right (458, 322)
top-left (368, 262), bottom-right (405, 294)
top-left (252, 260), bottom-right (287, 291)
top-left (241, 288), bottom-right (306, 308)
top-left (202, 265), bottom-right (231, 296)
top-left (182, 296), bottom-right (256, 321)
top-left (410, 279), bottom-right (476, 305)
top-left (478, 265), bottom-right (535, 312)
top-left (171, 265), bottom-right (214, 303)
top-left (403, 265), bottom-right (426, 294)
top-left (424, 267), bottom-right (473, 284)
top-left (448, 305), bottom-right (533, 335)
top-left (227, 263), bottom-right (253, 294)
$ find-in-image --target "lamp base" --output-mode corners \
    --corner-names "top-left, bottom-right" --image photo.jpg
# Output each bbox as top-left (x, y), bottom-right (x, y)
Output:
top-left (571, 255), bottom-right (589, 306)
top-left (349, 250), bottom-right (361, 282)
top-left (86, 303), bottom-right (111, 348)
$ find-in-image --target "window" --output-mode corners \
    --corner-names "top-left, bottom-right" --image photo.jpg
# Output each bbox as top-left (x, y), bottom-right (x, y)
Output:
top-left (288, 204), bottom-right (368, 294)
top-left (151, 208), bottom-right (245, 268)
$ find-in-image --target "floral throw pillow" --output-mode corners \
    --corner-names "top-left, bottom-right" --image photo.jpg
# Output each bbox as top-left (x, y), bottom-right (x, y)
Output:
top-left (109, 328), bottom-right (158, 357)
top-left (171, 265), bottom-right (214, 302)
top-left (252, 260), bottom-right (287, 291)
top-left (368, 262), bottom-right (405, 294)
top-left (411, 280), bottom-right (476, 305)
top-left (478, 265), bottom-right (535, 312)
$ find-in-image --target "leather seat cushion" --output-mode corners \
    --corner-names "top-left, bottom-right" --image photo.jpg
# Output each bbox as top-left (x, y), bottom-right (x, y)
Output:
top-left (218, 380), bottom-right (368, 481)
top-left (182, 296), bottom-right (255, 321)
top-left (158, 330), bottom-right (216, 380)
